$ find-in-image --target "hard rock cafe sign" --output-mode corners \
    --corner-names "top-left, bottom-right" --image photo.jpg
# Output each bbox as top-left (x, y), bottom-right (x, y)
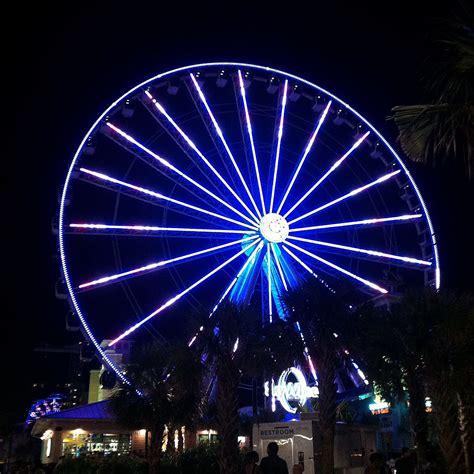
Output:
top-left (264, 367), bottom-right (319, 414)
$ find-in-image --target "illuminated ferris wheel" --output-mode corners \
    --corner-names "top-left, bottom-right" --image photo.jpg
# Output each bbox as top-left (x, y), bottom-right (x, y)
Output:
top-left (59, 63), bottom-right (440, 384)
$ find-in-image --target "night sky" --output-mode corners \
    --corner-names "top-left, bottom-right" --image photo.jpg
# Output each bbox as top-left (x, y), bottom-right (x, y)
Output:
top-left (5, 1), bottom-right (473, 426)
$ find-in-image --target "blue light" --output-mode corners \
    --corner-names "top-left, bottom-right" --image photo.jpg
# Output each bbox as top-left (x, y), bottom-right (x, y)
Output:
top-left (144, 90), bottom-right (260, 224)
top-left (58, 63), bottom-right (440, 387)
top-left (230, 242), bottom-right (264, 303)
top-left (289, 214), bottom-right (423, 233)
top-left (108, 238), bottom-right (260, 346)
top-left (288, 170), bottom-right (401, 226)
top-left (283, 242), bottom-right (387, 293)
top-left (237, 70), bottom-right (266, 215)
top-left (284, 131), bottom-right (371, 219)
top-left (269, 80), bottom-right (288, 213)
top-left (79, 236), bottom-right (258, 289)
top-left (107, 122), bottom-right (259, 227)
top-left (70, 223), bottom-right (255, 235)
top-left (190, 73), bottom-right (262, 219)
top-left (266, 244), bottom-right (273, 322)
top-left (271, 243), bottom-right (288, 291)
top-left (80, 168), bottom-right (258, 231)
top-left (277, 100), bottom-right (332, 214)
top-left (288, 235), bottom-right (431, 266)
top-left (189, 241), bottom-right (263, 347)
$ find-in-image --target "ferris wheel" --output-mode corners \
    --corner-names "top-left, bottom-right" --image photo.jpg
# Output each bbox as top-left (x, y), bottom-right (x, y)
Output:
top-left (59, 63), bottom-right (440, 384)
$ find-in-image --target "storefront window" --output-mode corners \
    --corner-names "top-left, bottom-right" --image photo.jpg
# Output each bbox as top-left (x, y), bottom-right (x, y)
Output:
top-left (197, 431), bottom-right (218, 444)
top-left (88, 433), bottom-right (131, 454)
top-left (62, 431), bottom-right (131, 456)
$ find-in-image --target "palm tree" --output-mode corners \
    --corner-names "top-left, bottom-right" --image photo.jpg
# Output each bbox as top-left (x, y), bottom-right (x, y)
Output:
top-left (418, 290), bottom-right (474, 474)
top-left (167, 344), bottom-right (207, 452)
top-left (351, 289), bottom-right (474, 473)
top-left (284, 280), bottom-right (357, 474)
top-left (110, 341), bottom-right (204, 473)
top-left (389, 7), bottom-right (474, 180)
top-left (349, 293), bottom-right (432, 467)
top-left (195, 302), bottom-right (300, 474)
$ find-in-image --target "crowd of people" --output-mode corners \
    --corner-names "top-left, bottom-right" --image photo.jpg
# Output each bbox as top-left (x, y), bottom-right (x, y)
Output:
top-left (244, 444), bottom-right (436, 474)
top-left (244, 442), bottom-right (289, 474)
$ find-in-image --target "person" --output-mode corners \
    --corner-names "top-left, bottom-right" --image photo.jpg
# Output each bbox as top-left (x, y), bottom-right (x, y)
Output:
top-left (365, 452), bottom-right (384, 473)
top-left (395, 447), bottom-right (415, 474)
top-left (292, 463), bottom-right (304, 473)
top-left (244, 450), bottom-right (260, 474)
top-left (259, 441), bottom-right (289, 474)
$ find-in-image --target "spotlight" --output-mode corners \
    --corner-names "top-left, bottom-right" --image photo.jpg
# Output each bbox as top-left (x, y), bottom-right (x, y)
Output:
top-left (216, 69), bottom-right (228, 88)
top-left (266, 75), bottom-right (279, 94)
top-left (289, 84), bottom-right (301, 102)
top-left (167, 78), bottom-right (180, 95)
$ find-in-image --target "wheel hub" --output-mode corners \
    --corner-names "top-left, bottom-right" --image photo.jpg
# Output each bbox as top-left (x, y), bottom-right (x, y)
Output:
top-left (259, 213), bottom-right (289, 243)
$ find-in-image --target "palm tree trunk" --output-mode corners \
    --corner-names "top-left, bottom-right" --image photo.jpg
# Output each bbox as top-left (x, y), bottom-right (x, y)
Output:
top-left (177, 426), bottom-right (184, 453)
top-left (457, 392), bottom-right (473, 474)
top-left (318, 346), bottom-right (337, 474)
top-left (426, 370), bottom-right (465, 473)
top-left (165, 424), bottom-right (174, 452)
top-left (216, 357), bottom-right (241, 474)
top-left (404, 368), bottom-right (430, 467)
top-left (149, 424), bottom-right (165, 474)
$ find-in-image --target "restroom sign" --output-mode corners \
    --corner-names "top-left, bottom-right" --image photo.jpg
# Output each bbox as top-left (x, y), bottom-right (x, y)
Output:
top-left (264, 367), bottom-right (318, 413)
top-left (260, 427), bottom-right (295, 439)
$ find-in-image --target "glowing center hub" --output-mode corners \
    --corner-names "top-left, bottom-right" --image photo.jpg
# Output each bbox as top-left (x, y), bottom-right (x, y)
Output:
top-left (259, 213), bottom-right (289, 243)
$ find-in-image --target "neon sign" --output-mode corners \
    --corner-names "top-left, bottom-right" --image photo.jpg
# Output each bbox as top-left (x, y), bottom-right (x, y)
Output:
top-left (265, 367), bottom-right (318, 414)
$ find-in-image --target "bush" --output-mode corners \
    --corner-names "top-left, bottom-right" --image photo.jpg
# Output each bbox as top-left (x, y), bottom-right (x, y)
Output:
top-left (159, 444), bottom-right (220, 474)
top-left (52, 446), bottom-right (224, 473)
top-left (52, 455), bottom-right (148, 474)
top-left (53, 456), bottom-right (99, 474)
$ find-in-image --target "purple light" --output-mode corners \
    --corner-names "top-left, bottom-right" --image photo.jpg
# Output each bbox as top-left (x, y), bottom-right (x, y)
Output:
top-left (284, 241), bottom-right (388, 294)
top-left (277, 100), bottom-right (332, 214)
top-left (282, 245), bottom-right (336, 293)
top-left (210, 240), bottom-right (263, 315)
top-left (78, 235), bottom-right (258, 289)
top-left (188, 240), bottom-right (264, 347)
top-left (79, 168), bottom-right (257, 230)
top-left (271, 243), bottom-right (288, 291)
top-left (237, 70), bottom-right (266, 215)
top-left (70, 223), bottom-right (254, 235)
top-left (144, 90), bottom-right (260, 223)
top-left (190, 73), bottom-right (262, 219)
top-left (108, 238), bottom-right (260, 347)
top-left (283, 245), bottom-right (320, 279)
top-left (58, 62), bottom-right (440, 389)
top-left (288, 169), bottom-right (401, 226)
top-left (284, 131), bottom-right (371, 219)
top-left (288, 236), bottom-right (432, 266)
top-left (295, 321), bottom-right (318, 383)
top-left (269, 79), bottom-right (289, 213)
top-left (267, 243), bottom-right (273, 322)
top-left (106, 122), bottom-right (258, 226)
top-left (290, 214), bottom-right (422, 233)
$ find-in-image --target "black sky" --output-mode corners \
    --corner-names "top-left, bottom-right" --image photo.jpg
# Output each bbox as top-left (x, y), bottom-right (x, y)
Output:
top-left (4, 1), bottom-right (474, 424)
